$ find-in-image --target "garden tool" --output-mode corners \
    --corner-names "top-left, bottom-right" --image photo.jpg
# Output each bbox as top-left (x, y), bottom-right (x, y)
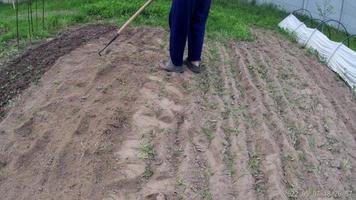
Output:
top-left (98, 0), bottom-right (155, 56)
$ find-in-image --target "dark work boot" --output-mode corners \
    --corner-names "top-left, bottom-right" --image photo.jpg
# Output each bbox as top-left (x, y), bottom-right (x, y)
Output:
top-left (184, 59), bottom-right (201, 74)
top-left (160, 60), bottom-right (184, 73)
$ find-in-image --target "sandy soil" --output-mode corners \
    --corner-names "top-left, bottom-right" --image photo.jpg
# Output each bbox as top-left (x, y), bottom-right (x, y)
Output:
top-left (0, 26), bottom-right (355, 200)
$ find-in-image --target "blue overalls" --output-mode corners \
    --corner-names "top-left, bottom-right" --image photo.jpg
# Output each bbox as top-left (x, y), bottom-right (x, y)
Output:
top-left (169, 0), bottom-right (212, 66)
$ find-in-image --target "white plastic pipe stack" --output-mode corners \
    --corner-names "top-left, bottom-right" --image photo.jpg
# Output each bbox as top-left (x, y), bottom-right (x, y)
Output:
top-left (279, 14), bottom-right (356, 91)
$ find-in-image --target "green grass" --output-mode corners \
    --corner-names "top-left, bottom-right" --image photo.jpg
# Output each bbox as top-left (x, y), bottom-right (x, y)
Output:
top-left (0, 0), bottom-right (355, 59)
top-left (0, 0), bottom-right (284, 43)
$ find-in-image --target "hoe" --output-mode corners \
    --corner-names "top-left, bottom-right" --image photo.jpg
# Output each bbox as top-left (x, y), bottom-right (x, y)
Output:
top-left (98, 0), bottom-right (155, 56)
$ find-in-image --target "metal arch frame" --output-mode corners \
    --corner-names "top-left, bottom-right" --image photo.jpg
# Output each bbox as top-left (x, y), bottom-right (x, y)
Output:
top-left (304, 19), bottom-right (349, 47)
top-left (327, 34), bottom-right (356, 65)
top-left (290, 9), bottom-right (325, 37)
top-left (327, 42), bottom-right (344, 64)
top-left (310, 18), bottom-right (323, 28)
top-left (291, 9), bottom-right (325, 29)
top-left (341, 34), bottom-right (356, 48)
top-left (316, 19), bottom-right (349, 38)
top-left (290, 9), bottom-right (315, 35)
top-left (293, 18), bottom-right (323, 34)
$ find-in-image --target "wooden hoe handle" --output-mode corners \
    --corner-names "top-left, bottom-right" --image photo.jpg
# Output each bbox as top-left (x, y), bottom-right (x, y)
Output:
top-left (117, 0), bottom-right (155, 34)
top-left (98, 0), bottom-right (155, 56)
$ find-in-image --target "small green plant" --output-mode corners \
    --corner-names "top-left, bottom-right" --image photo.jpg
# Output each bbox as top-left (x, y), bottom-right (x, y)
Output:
top-left (207, 101), bottom-right (218, 110)
top-left (175, 179), bottom-right (185, 187)
top-left (222, 125), bottom-right (240, 136)
top-left (173, 146), bottom-right (184, 157)
top-left (298, 151), bottom-right (306, 163)
top-left (142, 166), bottom-right (153, 180)
top-left (201, 189), bottom-right (213, 200)
top-left (202, 126), bottom-right (215, 142)
top-left (221, 105), bottom-right (232, 120)
top-left (307, 135), bottom-right (316, 149)
top-left (95, 142), bottom-right (114, 155)
top-left (139, 142), bottom-right (156, 160)
top-left (248, 154), bottom-right (261, 172)
top-left (248, 153), bottom-right (265, 193)
top-left (158, 83), bottom-right (165, 98)
top-left (247, 65), bottom-right (254, 72)
top-left (286, 187), bottom-right (299, 200)
top-left (256, 65), bottom-right (269, 80)
top-left (319, 136), bottom-right (339, 153)
top-left (224, 151), bottom-right (236, 175)
top-left (286, 123), bottom-right (301, 149)
top-left (339, 159), bottom-right (352, 171)
top-left (103, 192), bottom-right (118, 200)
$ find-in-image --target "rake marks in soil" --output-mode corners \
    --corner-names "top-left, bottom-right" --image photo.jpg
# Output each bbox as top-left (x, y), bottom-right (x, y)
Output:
top-left (0, 27), bottom-right (355, 200)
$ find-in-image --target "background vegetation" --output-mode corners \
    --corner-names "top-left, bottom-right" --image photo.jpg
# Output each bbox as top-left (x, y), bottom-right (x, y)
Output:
top-left (0, 0), bottom-right (355, 60)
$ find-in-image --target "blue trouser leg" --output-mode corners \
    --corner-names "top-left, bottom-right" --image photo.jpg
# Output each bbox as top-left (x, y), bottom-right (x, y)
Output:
top-left (169, 0), bottom-right (194, 66)
top-left (169, 0), bottom-right (211, 66)
top-left (188, 0), bottom-right (211, 62)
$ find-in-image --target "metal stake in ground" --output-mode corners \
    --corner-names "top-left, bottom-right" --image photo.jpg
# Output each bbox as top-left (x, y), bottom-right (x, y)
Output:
top-left (42, 0), bottom-right (45, 30)
top-left (98, 0), bottom-right (155, 56)
top-left (35, 0), bottom-right (38, 30)
top-left (16, 0), bottom-right (19, 50)
top-left (30, 0), bottom-right (34, 35)
top-left (27, 0), bottom-right (31, 43)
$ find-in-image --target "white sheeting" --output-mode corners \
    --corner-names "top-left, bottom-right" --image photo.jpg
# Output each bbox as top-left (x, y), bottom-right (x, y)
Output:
top-left (278, 14), bottom-right (356, 90)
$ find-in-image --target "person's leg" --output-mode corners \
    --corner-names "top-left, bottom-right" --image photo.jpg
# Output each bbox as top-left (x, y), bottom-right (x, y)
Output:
top-left (169, 0), bottom-right (194, 66)
top-left (187, 0), bottom-right (212, 65)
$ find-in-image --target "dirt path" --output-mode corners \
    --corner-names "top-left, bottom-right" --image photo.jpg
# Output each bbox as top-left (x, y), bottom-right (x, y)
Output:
top-left (0, 27), bottom-right (355, 200)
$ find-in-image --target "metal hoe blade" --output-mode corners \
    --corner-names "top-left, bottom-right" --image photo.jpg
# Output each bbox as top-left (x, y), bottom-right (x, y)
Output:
top-left (98, 33), bottom-right (119, 56)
